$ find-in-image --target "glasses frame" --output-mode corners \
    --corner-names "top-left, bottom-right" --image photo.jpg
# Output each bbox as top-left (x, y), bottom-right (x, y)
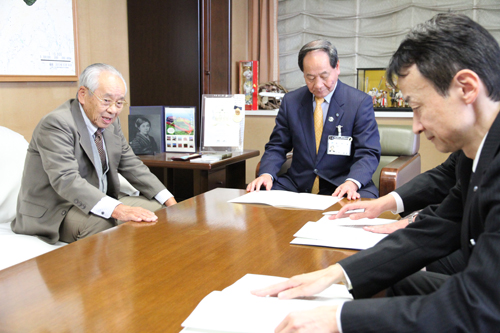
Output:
top-left (87, 87), bottom-right (128, 110)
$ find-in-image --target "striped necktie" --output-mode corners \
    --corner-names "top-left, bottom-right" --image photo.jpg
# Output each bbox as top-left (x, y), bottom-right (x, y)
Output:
top-left (94, 129), bottom-right (107, 172)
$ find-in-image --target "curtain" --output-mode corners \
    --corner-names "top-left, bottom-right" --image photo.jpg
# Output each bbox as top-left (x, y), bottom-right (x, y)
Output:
top-left (278, 0), bottom-right (500, 91)
top-left (249, 0), bottom-right (280, 83)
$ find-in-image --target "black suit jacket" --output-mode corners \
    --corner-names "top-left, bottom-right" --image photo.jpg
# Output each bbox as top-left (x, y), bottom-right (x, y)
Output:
top-left (338, 113), bottom-right (500, 331)
top-left (395, 150), bottom-right (461, 216)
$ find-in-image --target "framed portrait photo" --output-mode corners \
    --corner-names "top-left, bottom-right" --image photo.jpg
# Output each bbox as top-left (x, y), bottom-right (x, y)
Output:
top-left (128, 113), bottom-right (163, 155)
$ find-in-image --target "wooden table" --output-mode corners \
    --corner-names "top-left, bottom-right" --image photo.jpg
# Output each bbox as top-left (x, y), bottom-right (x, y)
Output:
top-left (139, 150), bottom-right (260, 200)
top-left (0, 189), bottom-right (394, 332)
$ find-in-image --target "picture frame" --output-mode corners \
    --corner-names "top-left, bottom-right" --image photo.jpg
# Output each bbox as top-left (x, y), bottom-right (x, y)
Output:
top-left (239, 60), bottom-right (258, 110)
top-left (164, 106), bottom-right (196, 153)
top-left (200, 94), bottom-right (245, 152)
top-left (356, 67), bottom-right (411, 112)
top-left (129, 105), bottom-right (165, 153)
top-left (128, 113), bottom-right (163, 155)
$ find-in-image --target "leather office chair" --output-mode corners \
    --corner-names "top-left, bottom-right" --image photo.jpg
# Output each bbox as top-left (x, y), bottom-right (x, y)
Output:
top-left (255, 124), bottom-right (421, 197)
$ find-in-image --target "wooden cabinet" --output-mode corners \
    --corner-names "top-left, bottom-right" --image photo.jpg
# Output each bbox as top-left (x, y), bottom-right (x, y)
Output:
top-left (127, 0), bottom-right (231, 111)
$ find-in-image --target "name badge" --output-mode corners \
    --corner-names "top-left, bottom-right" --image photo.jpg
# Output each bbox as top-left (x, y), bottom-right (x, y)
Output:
top-left (328, 135), bottom-right (352, 156)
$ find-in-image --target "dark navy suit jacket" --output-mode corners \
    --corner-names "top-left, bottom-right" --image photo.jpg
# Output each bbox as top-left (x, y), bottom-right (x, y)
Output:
top-left (259, 81), bottom-right (381, 197)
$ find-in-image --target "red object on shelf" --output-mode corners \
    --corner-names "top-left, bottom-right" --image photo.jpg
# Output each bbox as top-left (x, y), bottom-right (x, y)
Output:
top-left (239, 60), bottom-right (258, 110)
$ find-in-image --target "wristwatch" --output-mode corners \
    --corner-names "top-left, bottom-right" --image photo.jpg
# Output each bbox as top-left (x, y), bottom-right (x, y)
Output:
top-left (406, 211), bottom-right (420, 224)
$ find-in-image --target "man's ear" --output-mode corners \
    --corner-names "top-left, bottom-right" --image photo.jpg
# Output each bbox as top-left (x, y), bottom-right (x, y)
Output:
top-left (454, 69), bottom-right (480, 105)
top-left (77, 86), bottom-right (87, 105)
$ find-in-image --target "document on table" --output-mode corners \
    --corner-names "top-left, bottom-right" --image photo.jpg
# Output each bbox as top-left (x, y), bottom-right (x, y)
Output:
top-left (316, 215), bottom-right (397, 226)
top-left (291, 220), bottom-right (389, 250)
top-left (228, 190), bottom-right (340, 210)
top-left (181, 274), bottom-right (352, 333)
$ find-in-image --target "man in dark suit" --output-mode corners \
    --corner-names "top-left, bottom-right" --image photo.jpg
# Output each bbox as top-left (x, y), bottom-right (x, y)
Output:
top-left (13, 63), bottom-right (177, 244)
top-left (253, 13), bottom-right (500, 331)
top-left (247, 40), bottom-right (381, 199)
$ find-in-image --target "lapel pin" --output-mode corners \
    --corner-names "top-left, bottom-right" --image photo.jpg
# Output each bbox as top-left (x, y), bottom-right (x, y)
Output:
top-left (328, 117), bottom-right (334, 122)
top-left (335, 113), bottom-right (340, 117)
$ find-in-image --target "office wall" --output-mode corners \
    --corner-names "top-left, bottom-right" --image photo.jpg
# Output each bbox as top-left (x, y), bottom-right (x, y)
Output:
top-left (1, 0), bottom-right (448, 187)
top-left (0, 0), bottom-right (130, 141)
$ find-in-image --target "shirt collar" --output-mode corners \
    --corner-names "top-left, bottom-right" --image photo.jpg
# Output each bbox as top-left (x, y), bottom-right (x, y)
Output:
top-left (472, 132), bottom-right (488, 173)
top-left (79, 102), bottom-right (101, 135)
top-left (313, 81), bottom-right (337, 104)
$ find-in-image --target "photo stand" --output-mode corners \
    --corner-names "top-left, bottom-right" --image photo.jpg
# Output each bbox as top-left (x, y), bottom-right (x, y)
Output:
top-left (200, 94), bottom-right (245, 153)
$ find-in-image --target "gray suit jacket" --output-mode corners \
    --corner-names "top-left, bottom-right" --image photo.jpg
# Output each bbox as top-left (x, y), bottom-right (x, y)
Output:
top-left (13, 99), bottom-right (166, 244)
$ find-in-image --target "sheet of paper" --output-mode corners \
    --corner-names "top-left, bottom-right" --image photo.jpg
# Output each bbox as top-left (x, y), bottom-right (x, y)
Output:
top-left (228, 190), bottom-right (340, 210)
top-left (292, 222), bottom-right (387, 250)
top-left (316, 215), bottom-right (397, 226)
top-left (222, 274), bottom-right (352, 299)
top-left (182, 274), bottom-right (352, 333)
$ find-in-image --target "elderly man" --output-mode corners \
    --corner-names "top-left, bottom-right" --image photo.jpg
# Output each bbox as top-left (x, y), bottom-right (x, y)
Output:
top-left (247, 40), bottom-right (380, 199)
top-left (13, 63), bottom-right (176, 244)
top-left (254, 13), bottom-right (500, 331)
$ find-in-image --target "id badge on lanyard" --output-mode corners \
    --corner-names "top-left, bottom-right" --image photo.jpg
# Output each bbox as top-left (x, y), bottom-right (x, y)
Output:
top-left (328, 125), bottom-right (352, 156)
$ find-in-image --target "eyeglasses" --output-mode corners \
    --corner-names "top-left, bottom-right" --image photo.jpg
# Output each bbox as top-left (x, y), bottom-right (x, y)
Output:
top-left (87, 88), bottom-right (128, 110)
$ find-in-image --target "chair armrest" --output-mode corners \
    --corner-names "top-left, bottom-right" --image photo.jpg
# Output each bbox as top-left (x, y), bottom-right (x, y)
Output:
top-left (379, 153), bottom-right (421, 197)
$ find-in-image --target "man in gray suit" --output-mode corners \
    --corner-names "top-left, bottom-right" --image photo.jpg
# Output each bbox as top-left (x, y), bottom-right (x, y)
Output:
top-left (13, 63), bottom-right (176, 244)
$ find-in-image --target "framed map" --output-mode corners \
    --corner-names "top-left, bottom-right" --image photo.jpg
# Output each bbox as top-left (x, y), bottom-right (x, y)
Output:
top-left (0, 0), bottom-right (78, 81)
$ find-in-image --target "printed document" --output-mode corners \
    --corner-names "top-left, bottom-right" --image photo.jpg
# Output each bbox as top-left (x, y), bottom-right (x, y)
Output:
top-left (228, 190), bottom-right (340, 210)
top-left (181, 274), bottom-right (352, 333)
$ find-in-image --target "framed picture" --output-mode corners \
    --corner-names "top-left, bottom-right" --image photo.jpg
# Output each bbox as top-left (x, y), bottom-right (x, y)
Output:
top-left (164, 106), bottom-right (196, 153)
top-left (239, 60), bottom-right (258, 110)
top-left (356, 67), bottom-right (411, 112)
top-left (128, 113), bottom-right (163, 155)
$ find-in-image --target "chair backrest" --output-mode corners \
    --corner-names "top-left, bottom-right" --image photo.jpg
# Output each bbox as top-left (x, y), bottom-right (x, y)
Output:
top-left (0, 127), bottom-right (29, 224)
top-left (372, 124), bottom-right (420, 189)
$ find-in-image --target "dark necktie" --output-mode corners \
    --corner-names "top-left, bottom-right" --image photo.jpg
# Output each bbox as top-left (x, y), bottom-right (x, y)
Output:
top-left (94, 129), bottom-right (107, 172)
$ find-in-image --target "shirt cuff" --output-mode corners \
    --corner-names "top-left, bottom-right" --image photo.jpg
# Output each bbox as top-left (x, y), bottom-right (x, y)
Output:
top-left (261, 173), bottom-right (274, 181)
top-left (388, 191), bottom-right (405, 214)
top-left (339, 264), bottom-right (353, 290)
top-left (346, 178), bottom-right (361, 190)
top-left (155, 189), bottom-right (174, 205)
top-left (91, 196), bottom-right (121, 219)
top-left (336, 301), bottom-right (346, 333)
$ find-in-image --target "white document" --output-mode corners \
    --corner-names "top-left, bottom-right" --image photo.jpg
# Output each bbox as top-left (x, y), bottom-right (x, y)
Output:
top-left (181, 274), bottom-right (352, 333)
top-left (292, 222), bottom-right (387, 250)
top-left (316, 215), bottom-right (397, 226)
top-left (228, 190), bottom-right (340, 210)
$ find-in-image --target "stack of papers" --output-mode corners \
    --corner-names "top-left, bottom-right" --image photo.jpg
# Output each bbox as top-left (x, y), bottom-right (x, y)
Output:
top-left (228, 190), bottom-right (340, 210)
top-left (181, 274), bottom-right (352, 333)
top-left (292, 216), bottom-right (394, 250)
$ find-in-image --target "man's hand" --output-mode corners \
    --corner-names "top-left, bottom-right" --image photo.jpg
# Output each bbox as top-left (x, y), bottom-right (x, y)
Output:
top-left (246, 174), bottom-right (273, 192)
top-left (251, 264), bottom-right (345, 300)
top-left (332, 180), bottom-right (360, 200)
top-left (331, 194), bottom-right (397, 220)
top-left (164, 197), bottom-right (177, 207)
top-left (275, 306), bottom-right (339, 333)
top-left (112, 204), bottom-right (158, 222)
top-left (363, 218), bottom-right (410, 234)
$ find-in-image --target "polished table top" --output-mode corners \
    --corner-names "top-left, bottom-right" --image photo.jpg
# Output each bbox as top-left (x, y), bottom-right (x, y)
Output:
top-left (0, 188), bottom-right (393, 332)
top-left (138, 150), bottom-right (260, 170)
